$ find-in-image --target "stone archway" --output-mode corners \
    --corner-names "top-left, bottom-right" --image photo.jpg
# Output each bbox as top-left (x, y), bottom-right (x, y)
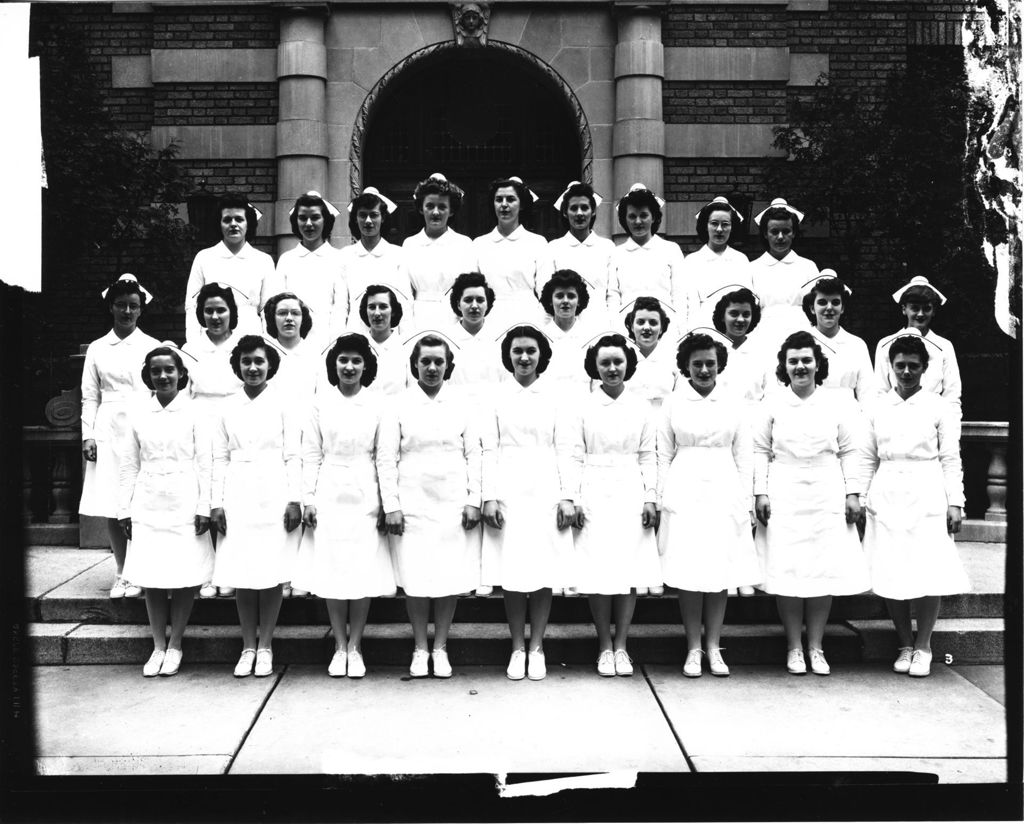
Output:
top-left (350, 41), bottom-right (594, 241)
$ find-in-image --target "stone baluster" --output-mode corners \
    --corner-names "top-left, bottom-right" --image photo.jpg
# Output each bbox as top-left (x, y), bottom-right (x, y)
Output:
top-left (984, 440), bottom-right (1008, 522)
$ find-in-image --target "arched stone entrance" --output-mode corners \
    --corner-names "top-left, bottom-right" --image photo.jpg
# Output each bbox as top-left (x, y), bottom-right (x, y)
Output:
top-left (352, 42), bottom-right (592, 242)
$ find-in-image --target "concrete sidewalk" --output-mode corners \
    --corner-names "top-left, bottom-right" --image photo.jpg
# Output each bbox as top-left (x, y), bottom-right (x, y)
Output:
top-left (34, 661), bottom-right (1006, 783)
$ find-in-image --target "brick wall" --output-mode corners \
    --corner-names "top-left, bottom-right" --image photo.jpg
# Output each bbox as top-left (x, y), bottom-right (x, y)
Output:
top-left (152, 8), bottom-right (278, 49)
top-left (664, 82), bottom-right (788, 124)
top-left (153, 84), bottom-right (278, 125)
top-left (663, 5), bottom-right (788, 47)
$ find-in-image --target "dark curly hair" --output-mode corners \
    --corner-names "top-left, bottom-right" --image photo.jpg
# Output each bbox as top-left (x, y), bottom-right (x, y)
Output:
top-left (409, 334), bottom-right (456, 381)
top-left (103, 276), bottom-right (148, 310)
top-left (584, 333), bottom-right (638, 382)
top-left (540, 269), bottom-right (590, 316)
top-left (141, 347), bottom-right (189, 390)
top-left (802, 277), bottom-right (850, 325)
top-left (195, 282), bottom-right (238, 330)
top-left (676, 333), bottom-right (729, 375)
top-left (488, 177), bottom-right (534, 224)
top-left (347, 191), bottom-right (392, 241)
top-left (558, 182), bottom-right (598, 229)
top-left (325, 333), bottom-right (378, 387)
top-left (263, 292), bottom-right (313, 340)
top-left (217, 193), bottom-right (259, 243)
top-left (695, 198), bottom-right (740, 246)
top-left (358, 285), bottom-right (404, 329)
top-left (230, 334), bottom-right (281, 381)
top-left (624, 296), bottom-right (670, 341)
top-left (617, 187), bottom-right (663, 236)
top-left (289, 193), bottom-right (335, 241)
top-left (500, 325), bottom-right (553, 375)
top-left (449, 272), bottom-right (496, 318)
top-left (712, 288), bottom-right (761, 336)
top-left (775, 330), bottom-right (828, 386)
top-left (757, 206), bottom-right (800, 251)
top-left (413, 175), bottom-right (463, 214)
top-left (887, 334), bottom-right (930, 370)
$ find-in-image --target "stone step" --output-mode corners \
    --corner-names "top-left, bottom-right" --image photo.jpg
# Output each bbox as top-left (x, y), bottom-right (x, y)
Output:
top-left (29, 617), bottom-right (1003, 667)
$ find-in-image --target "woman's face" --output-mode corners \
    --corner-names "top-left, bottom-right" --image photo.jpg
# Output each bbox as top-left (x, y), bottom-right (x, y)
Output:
top-left (686, 347), bottom-right (719, 393)
top-left (357, 204), bottom-right (382, 241)
top-left (891, 352), bottom-right (925, 393)
top-left (296, 205), bottom-right (325, 247)
top-left (110, 292), bottom-right (142, 335)
top-left (458, 286), bottom-right (489, 324)
top-left (723, 302), bottom-right (753, 340)
top-left (274, 298), bottom-right (304, 342)
top-left (202, 296), bottom-right (231, 339)
top-left (766, 217), bottom-right (794, 257)
top-left (707, 209), bottom-right (733, 252)
top-left (552, 286), bottom-right (580, 321)
top-left (625, 205), bottom-right (653, 243)
top-left (595, 345), bottom-right (628, 389)
top-left (509, 336), bottom-right (540, 381)
top-left (421, 194), bottom-right (451, 236)
top-left (365, 292), bottom-right (393, 333)
top-left (784, 346), bottom-right (817, 391)
top-left (631, 309), bottom-right (663, 348)
top-left (813, 291), bottom-right (844, 333)
top-left (566, 196), bottom-right (593, 234)
top-left (148, 354), bottom-right (180, 402)
top-left (239, 347), bottom-right (270, 389)
top-left (335, 349), bottom-right (365, 390)
top-left (220, 208), bottom-right (247, 247)
top-left (494, 186), bottom-right (520, 229)
top-left (902, 300), bottom-right (935, 332)
top-left (415, 344), bottom-right (449, 388)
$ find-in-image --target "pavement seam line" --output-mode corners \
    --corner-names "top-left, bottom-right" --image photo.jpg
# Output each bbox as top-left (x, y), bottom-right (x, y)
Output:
top-left (224, 664), bottom-right (287, 774)
top-left (640, 663), bottom-right (697, 773)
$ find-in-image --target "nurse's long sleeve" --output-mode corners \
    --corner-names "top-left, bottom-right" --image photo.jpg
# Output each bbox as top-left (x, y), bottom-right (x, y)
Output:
top-left (462, 412), bottom-right (483, 508)
top-left (751, 402), bottom-right (774, 497)
top-left (282, 406), bottom-right (302, 503)
top-left (80, 347), bottom-right (101, 441)
top-left (655, 402), bottom-right (676, 507)
top-left (638, 410), bottom-right (658, 505)
top-left (117, 420), bottom-right (142, 520)
top-left (556, 407), bottom-right (584, 503)
top-left (480, 402), bottom-right (501, 502)
top-left (731, 414), bottom-right (755, 511)
top-left (301, 408), bottom-right (324, 507)
top-left (193, 415), bottom-right (213, 518)
top-left (836, 399), bottom-right (868, 496)
top-left (211, 411), bottom-right (230, 509)
top-left (376, 409), bottom-right (401, 513)
top-left (937, 402), bottom-right (965, 507)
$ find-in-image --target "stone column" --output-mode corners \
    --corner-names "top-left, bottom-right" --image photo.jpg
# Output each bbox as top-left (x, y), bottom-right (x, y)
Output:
top-left (276, 8), bottom-right (329, 255)
top-left (611, 3), bottom-right (665, 236)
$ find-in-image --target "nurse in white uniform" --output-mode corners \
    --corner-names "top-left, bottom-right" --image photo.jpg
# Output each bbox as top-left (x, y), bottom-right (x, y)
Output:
top-left (262, 291), bottom-right (321, 409)
top-left (340, 187), bottom-right (410, 331)
top-left (873, 276), bottom-right (961, 415)
top-left (710, 286), bottom-right (772, 402)
top-left (560, 333), bottom-right (662, 677)
top-left (210, 335), bottom-right (303, 679)
top-left (356, 283), bottom-right (409, 396)
top-left (547, 181), bottom-right (615, 326)
top-left (747, 198), bottom-right (819, 355)
top-left (267, 191), bottom-right (344, 351)
top-left (656, 331), bottom-right (761, 678)
top-left (184, 194), bottom-right (274, 346)
top-left (401, 173), bottom-right (475, 332)
top-left (446, 272), bottom-right (508, 407)
top-left (293, 333), bottom-right (396, 679)
top-left (473, 176), bottom-right (551, 330)
top-left (80, 274), bottom-right (160, 599)
top-left (378, 333), bottom-right (482, 679)
top-left (481, 325), bottom-right (574, 681)
top-left (622, 297), bottom-right (677, 410)
top-left (609, 183), bottom-right (694, 330)
top-left (862, 334), bottom-right (969, 678)
top-left (120, 345), bottom-right (213, 677)
top-left (539, 269), bottom-right (596, 402)
top-left (801, 272), bottom-right (877, 403)
top-left (753, 330), bottom-right (870, 676)
top-left (684, 196), bottom-right (752, 327)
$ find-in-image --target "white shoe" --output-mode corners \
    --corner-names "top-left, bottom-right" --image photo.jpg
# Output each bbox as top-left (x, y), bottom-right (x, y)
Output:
top-left (893, 646), bottom-right (914, 674)
top-left (787, 648), bottom-right (807, 675)
top-left (431, 648), bottom-right (452, 678)
top-left (528, 650), bottom-right (547, 680)
top-left (159, 648), bottom-right (182, 677)
top-left (683, 649), bottom-right (703, 678)
top-left (328, 650), bottom-right (347, 677)
top-left (475, 585), bottom-right (493, 597)
top-left (808, 648), bottom-right (830, 676)
top-left (707, 648), bottom-right (730, 677)
top-left (563, 587), bottom-right (579, 598)
top-left (281, 584), bottom-right (293, 598)
top-left (109, 577), bottom-right (127, 599)
top-left (254, 648), bottom-right (273, 677)
top-left (409, 648), bottom-right (429, 678)
top-left (738, 585), bottom-right (756, 597)
top-left (347, 650), bottom-right (366, 679)
top-left (909, 649), bottom-right (932, 678)
top-left (291, 588), bottom-right (309, 598)
top-left (649, 585), bottom-right (664, 596)
top-left (199, 583), bottom-right (217, 599)
top-left (233, 648), bottom-right (256, 678)
top-left (218, 587), bottom-right (235, 597)
top-left (122, 580), bottom-right (142, 598)
top-left (506, 649), bottom-right (526, 681)
top-left (634, 587), bottom-right (648, 596)
top-left (596, 649), bottom-right (615, 677)
top-left (143, 649), bottom-right (165, 677)
top-left (614, 649), bottom-right (633, 677)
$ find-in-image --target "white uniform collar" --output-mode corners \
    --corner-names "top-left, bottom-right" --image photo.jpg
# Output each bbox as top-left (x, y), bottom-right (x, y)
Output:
top-left (488, 225), bottom-right (529, 243)
top-left (759, 250), bottom-right (798, 266)
top-left (353, 239), bottom-right (391, 258)
top-left (215, 241), bottom-right (255, 259)
top-left (101, 327), bottom-right (144, 347)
